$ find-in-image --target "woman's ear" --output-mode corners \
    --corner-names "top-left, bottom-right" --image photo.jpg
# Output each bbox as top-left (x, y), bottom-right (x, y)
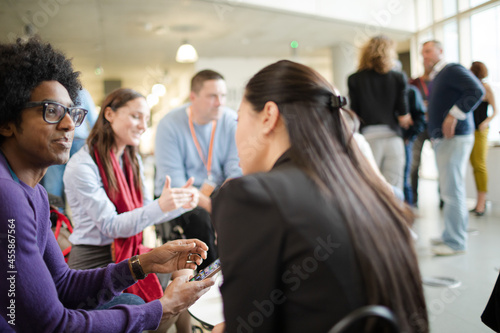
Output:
top-left (103, 106), bottom-right (115, 123)
top-left (261, 101), bottom-right (280, 135)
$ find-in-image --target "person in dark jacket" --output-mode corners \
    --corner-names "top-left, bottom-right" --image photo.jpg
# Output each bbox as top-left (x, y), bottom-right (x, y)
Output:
top-left (348, 35), bottom-right (412, 191)
top-left (211, 60), bottom-right (428, 333)
top-left (403, 85), bottom-right (426, 204)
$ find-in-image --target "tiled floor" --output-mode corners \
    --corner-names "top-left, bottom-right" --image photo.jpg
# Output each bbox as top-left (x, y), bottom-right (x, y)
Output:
top-left (414, 178), bottom-right (499, 333)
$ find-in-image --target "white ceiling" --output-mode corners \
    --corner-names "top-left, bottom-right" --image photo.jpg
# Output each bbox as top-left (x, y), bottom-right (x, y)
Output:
top-left (0, 0), bottom-right (414, 103)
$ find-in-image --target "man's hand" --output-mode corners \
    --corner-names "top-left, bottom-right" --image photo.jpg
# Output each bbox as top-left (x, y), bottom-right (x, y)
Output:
top-left (442, 113), bottom-right (458, 139)
top-left (158, 176), bottom-right (199, 212)
top-left (139, 239), bottom-right (208, 275)
top-left (160, 275), bottom-right (215, 321)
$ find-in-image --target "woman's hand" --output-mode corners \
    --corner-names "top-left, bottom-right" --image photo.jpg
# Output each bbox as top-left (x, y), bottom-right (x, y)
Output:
top-left (139, 239), bottom-right (208, 275)
top-left (212, 322), bottom-right (226, 333)
top-left (478, 119), bottom-right (490, 132)
top-left (159, 275), bottom-right (215, 321)
top-left (158, 176), bottom-right (199, 212)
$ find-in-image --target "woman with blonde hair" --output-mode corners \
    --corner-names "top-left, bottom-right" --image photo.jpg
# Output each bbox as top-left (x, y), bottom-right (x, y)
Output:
top-left (348, 35), bottom-right (412, 190)
top-left (469, 61), bottom-right (497, 216)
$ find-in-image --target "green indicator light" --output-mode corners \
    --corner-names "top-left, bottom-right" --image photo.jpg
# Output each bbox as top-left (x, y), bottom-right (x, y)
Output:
top-left (290, 41), bottom-right (299, 49)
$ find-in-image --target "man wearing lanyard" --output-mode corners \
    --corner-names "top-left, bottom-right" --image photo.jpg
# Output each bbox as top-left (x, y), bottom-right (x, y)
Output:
top-left (155, 70), bottom-right (241, 269)
top-left (423, 40), bottom-right (485, 256)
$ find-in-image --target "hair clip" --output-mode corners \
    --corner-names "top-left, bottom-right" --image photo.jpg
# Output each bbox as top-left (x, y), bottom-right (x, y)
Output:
top-left (331, 95), bottom-right (347, 109)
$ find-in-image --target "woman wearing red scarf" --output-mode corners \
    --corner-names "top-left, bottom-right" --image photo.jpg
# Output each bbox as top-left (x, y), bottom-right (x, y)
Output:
top-left (64, 88), bottom-right (200, 332)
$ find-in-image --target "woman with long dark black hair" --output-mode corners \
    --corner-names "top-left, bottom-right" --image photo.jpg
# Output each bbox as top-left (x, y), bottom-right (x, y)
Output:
top-left (212, 60), bottom-right (428, 333)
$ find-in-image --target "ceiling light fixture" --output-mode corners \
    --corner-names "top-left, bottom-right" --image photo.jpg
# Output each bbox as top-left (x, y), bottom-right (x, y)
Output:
top-left (175, 40), bottom-right (198, 63)
top-left (146, 94), bottom-right (159, 108)
top-left (152, 83), bottom-right (166, 96)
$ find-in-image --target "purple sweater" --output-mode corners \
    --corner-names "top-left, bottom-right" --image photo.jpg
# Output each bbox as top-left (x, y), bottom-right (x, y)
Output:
top-left (0, 153), bottom-right (162, 332)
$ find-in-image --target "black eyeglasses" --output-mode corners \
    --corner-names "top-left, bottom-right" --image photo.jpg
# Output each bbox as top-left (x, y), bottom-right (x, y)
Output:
top-left (24, 101), bottom-right (88, 127)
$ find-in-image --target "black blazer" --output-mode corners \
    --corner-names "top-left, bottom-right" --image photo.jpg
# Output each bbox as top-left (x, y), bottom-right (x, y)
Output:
top-left (348, 69), bottom-right (409, 136)
top-left (212, 152), bottom-right (366, 333)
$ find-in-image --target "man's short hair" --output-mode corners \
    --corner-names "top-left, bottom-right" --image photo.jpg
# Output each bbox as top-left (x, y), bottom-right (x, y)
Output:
top-left (0, 37), bottom-right (81, 141)
top-left (190, 69), bottom-right (224, 94)
top-left (423, 40), bottom-right (443, 51)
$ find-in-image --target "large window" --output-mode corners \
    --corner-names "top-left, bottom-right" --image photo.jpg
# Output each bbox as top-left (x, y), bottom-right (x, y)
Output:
top-left (470, 0), bottom-right (490, 7)
top-left (417, 0), bottom-right (434, 29)
top-left (471, 6), bottom-right (500, 82)
top-left (471, 4), bottom-right (500, 141)
top-left (443, 0), bottom-right (458, 17)
top-left (434, 0), bottom-right (458, 20)
top-left (442, 19), bottom-right (459, 63)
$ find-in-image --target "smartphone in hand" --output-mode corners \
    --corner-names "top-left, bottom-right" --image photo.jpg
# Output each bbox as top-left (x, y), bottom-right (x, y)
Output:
top-left (189, 258), bottom-right (221, 281)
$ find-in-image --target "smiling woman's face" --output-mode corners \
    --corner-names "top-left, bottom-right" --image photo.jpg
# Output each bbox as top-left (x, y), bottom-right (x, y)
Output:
top-left (106, 97), bottom-right (150, 151)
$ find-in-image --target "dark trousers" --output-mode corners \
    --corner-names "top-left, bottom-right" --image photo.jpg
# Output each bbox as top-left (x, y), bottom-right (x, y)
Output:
top-left (156, 207), bottom-right (218, 271)
top-left (404, 138), bottom-right (415, 205)
top-left (410, 130), bottom-right (430, 205)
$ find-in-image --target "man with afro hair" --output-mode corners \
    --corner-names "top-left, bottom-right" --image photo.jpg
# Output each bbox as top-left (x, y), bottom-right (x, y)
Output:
top-left (0, 37), bottom-right (213, 332)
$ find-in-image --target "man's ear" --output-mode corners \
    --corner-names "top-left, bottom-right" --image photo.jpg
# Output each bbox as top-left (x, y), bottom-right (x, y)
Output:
top-left (261, 101), bottom-right (280, 135)
top-left (104, 107), bottom-right (115, 123)
top-left (0, 123), bottom-right (15, 138)
top-left (189, 91), bottom-right (197, 103)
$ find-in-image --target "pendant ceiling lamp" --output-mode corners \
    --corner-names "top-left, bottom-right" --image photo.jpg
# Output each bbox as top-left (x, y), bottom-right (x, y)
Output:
top-left (176, 40), bottom-right (198, 63)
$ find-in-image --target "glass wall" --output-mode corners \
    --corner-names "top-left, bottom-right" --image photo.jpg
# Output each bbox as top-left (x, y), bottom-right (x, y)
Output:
top-left (417, 0), bottom-right (434, 29)
top-left (443, 19), bottom-right (459, 63)
top-left (470, 0), bottom-right (490, 7)
top-left (471, 5), bottom-right (500, 140)
top-left (443, 0), bottom-right (458, 17)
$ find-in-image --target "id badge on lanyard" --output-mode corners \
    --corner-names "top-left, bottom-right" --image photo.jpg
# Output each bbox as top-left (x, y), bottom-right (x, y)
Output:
top-left (200, 176), bottom-right (216, 197)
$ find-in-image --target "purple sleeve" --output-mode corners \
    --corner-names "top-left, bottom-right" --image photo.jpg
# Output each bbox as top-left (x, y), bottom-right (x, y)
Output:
top-left (0, 181), bottom-right (162, 332)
